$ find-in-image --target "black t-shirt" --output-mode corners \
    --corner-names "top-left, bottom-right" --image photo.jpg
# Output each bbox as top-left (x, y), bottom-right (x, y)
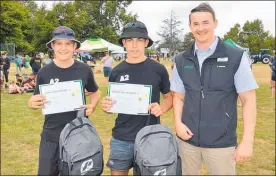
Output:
top-left (30, 57), bottom-right (42, 71)
top-left (0, 57), bottom-right (10, 71)
top-left (109, 58), bottom-right (170, 142)
top-left (34, 60), bottom-right (99, 142)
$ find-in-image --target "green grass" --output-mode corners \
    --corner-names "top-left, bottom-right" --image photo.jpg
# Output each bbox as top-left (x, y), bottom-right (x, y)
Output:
top-left (1, 61), bottom-right (275, 175)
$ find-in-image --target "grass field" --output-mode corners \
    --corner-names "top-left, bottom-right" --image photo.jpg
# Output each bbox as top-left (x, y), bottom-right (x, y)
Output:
top-left (1, 60), bottom-right (275, 175)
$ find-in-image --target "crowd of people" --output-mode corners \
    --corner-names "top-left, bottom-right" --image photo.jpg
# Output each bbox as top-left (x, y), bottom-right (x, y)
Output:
top-left (0, 51), bottom-right (48, 94)
top-left (0, 50), bottom-right (99, 93)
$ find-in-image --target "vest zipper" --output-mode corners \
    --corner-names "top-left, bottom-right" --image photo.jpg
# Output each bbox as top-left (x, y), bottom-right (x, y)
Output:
top-left (188, 56), bottom-right (210, 147)
top-left (201, 86), bottom-right (204, 99)
top-left (188, 57), bottom-right (201, 146)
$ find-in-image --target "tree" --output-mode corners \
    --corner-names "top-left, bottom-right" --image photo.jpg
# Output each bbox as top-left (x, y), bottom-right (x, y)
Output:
top-left (182, 32), bottom-right (194, 51)
top-left (1, 1), bottom-right (136, 54)
top-left (223, 23), bottom-right (241, 43)
top-left (74, 1), bottom-right (136, 44)
top-left (223, 19), bottom-right (275, 55)
top-left (157, 10), bottom-right (183, 57)
top-left (0, 1), bottom-right (33, 53)
top-left (242, 19), bottom-right (268, 54)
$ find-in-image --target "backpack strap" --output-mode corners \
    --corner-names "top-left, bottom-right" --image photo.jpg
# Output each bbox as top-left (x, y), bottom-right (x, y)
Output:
top-left (146, 114), bottom-right (151, 126)
top-left (75, 108), bottom-right (87, 118)
top-left (70, 121), bottom-right (77, 127)
top-left (78, 117), bottom-right (83, 125)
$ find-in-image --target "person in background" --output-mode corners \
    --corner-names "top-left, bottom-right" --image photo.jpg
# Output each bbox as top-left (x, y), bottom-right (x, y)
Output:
top-left (73, 53), bottom-right (82, 62)
top-left (15, 54), bottom-right (22, 75)
top-left (0, 64), bottom-right (4, 89)
top-left (42, 54), bottom-right (52, 66)
top-left (23, 55), bottom-right (31, 75)
top-left (8, 79), bottom-right (25, 94)
top-left (0, 51), bottom-right (11, 88)
top-left (151, 54), bottom-right (160, 62)
top-left (22, 74), bottom-right (36, 89)
top-left (15, 74), bottom-right (24, 88)
top-left (271, 57), bottom-right (276, 98)
top-left (30, 52), bottom-right (42, 75)
top-left (101, 50), bottom-right (114, 82)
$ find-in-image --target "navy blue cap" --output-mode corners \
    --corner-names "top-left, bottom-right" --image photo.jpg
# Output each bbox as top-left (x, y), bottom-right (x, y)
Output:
top-left (46, 26), bottom-right (81, 49)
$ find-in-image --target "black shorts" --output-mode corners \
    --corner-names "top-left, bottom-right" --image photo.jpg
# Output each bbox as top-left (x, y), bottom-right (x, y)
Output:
top-left (272, 75), bottom-right (276, 81)
top-left (38, 137), bottom-right (60, 175)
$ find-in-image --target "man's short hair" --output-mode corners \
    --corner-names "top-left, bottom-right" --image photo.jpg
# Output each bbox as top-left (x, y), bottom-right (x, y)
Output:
top-left (104, 51), bottom-right (110, 55)
top-left (189, 3), bottom-right (216, 24)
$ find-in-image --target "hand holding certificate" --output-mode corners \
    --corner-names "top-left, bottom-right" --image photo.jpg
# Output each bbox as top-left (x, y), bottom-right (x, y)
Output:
top-left (39, 80), bottom-right (85, 115)
top-left (107, 82), bottom-right (152, 115)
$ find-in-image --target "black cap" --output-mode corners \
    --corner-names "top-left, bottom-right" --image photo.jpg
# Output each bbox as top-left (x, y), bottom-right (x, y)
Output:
top-left (46, 26), bottom-right (81, 49)
top-left (119, 21), bottom-right (153, 48)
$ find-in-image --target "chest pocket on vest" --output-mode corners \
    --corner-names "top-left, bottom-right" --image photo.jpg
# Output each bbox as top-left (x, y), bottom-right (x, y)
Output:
top-left (208, 63), bottom-right (236, 91)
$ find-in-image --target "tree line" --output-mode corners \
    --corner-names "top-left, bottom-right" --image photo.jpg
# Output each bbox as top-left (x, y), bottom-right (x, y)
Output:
top-left (157, 10), bottom-right (275, 55)
top-left (0, 1), bottom-right (136, 54)
top-left (1, 2), bottom-right (275, 56)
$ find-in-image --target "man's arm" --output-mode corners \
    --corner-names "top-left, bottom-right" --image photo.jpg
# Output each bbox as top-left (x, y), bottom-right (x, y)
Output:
top-left (172, 92), bottom-right (184, 125)
top-left (160, 92), bottom-right (173, 113)
top-left (234, 90), bottom-right (256, 162)
top-left (170, 64), bottom-right (193, 140)
top-left (172, 92), bottom-right (193, 140)
top-left (233, 51), bottom-right (258, 162)
top-left (239, 90), bottom-right (257, 144)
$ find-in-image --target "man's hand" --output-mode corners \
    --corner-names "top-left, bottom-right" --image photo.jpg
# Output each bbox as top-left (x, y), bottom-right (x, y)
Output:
top-left (148, 103), bottom-right (163, 117)
top-left (234, 141), bottom-right (253, 162)
top-left (28, 95), bottom-right (47, 109)
top-left (101, 96), bottom-right (113, 112)
top-left (175, 122), bottom-right (193, 140)
top-left (80, 104), bottom-right (95, 116)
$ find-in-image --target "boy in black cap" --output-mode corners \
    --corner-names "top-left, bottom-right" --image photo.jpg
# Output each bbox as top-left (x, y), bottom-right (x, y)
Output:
top-left (101, 21), bottom-right (173, 175)
top-left (0, 51), bottom-right (10, 88)
top-left (28, 26), bottom-right (100, 175)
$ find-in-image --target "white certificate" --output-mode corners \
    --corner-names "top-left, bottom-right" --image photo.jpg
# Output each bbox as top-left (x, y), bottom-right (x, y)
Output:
top-left (108, 82), bottom-right (152, 115)
top-left (39, 80), bottom-right (85, 115)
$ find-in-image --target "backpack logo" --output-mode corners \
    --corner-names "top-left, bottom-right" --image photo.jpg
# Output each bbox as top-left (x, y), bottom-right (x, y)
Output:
top-left (80, 159), bottom-right (94, 175)
top-left (154, 169), bottom-right (166, 176)
top-left (120, 74), bottom-right (129, 82)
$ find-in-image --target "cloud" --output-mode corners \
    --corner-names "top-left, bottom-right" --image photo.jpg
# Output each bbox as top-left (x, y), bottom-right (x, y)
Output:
top-left (127, 1), bottom-right (275, 42)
